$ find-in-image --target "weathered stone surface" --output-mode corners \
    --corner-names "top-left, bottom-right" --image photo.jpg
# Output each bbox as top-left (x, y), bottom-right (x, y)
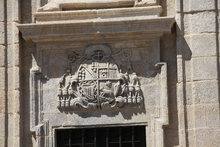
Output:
top-left (176, 0), bottom-right (215, 12)
top-left (7, 67), bottom-right (20, 90)
top-left (0, 45), bottom-right (6, 67)
top-left (184, 12), bottom-right (216, 34)
top-left (186, 105), bottom-right (194, 129)
top-left (0, 90), bottom-right (6, 114)
top-left (7, 22), bottom-right (19, 45)
top-left (0, 114), bottom-right (6, 137)
top-left (7, 44), bottom-right (20, 67)
top-left (185, 33), bottom-right (217, 57)
top-left (0, 22), bottom-right (5, 45)
top-left (0, 137), bottom-right (6, 147)
top-left (192, 80), bottom-right (219, 104)
top-left (177, 82), bottom-right (193, 105)
top-left (195, 129), bottom-right (220, 147)
top-left (6, 0), bottom-right (20, 22)
top-left (0, 67), bottom-right (5, 90)
top-left (177, 58), bottom-right (192, 82)
top-left (192, 57), bottom-right (218, 81)
top-left (0, 1), bottom-right (4, 22)
top-left (8, 113), bottom-right (20, 137)
top-left (206, 103), bottom-right (220, 127)
top-left (7, 90), bottom-right (21, 114)
top-left (1, 0), bottom-right (220, 147)
top-left (194, 105), bottom-right (207, 128)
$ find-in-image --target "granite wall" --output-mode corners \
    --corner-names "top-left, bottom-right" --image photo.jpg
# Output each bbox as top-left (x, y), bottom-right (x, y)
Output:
top-left (0, 0), bottom-right (219, 147)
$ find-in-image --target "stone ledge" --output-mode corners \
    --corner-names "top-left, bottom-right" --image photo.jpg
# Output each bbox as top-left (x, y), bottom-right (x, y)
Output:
top-left (18, 16), bottom-right (174, 42)
top-left (34, 6), bottom-right (162, 23)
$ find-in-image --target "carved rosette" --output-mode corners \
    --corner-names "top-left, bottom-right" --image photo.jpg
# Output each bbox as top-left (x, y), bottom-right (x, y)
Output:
top-left (57, 45), bottom-right (144, 111)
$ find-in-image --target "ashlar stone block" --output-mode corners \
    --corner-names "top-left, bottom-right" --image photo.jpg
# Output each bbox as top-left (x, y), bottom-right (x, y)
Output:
top-left (195, 128), bottom-right (220, 147)
top-left (192, 80), bottom-right (219, 104)
top-left (177, 58), bottom-right (192, 82)
top-left (184, 12), bottom-right (216, 34)
top-left (185, 33), bottom-right (217, 57)
top-left (176, 0), bottom-right (215, 12)
top-left (206, 103), bottom-right (220, 128)
top-left (0, 22), bottom-right (5, 45)
top-left (7, 67), bottom-right (20, 91)
top-left (7, 22), bottom-right (19, 45)
top-left (186, 105), bottom-right (194, 130)
top-left (194, 105), bottom-right (207, 128)
top-left (194, 103), bottom-right (220, 128)
top-left (0, 137), bottom-right (6, 147)
top-left (0, 90), bottom-right (6, 114)
top-left (6, 0), bottom-right (20, 22)
top-left (7, 44), bottom-right (20, 67)
top-left (177, 82), bottom-right (193, 106)
top-left (192, 57), bottom-right (217, 81)
top-left (0, 1), bottom-right (4, 22)
top-left (0, 67), bottom-right (5, 90)
top-left (0, 45), bottom-right (6, 67)
top-left (189, 0), bottom-right (215, 11)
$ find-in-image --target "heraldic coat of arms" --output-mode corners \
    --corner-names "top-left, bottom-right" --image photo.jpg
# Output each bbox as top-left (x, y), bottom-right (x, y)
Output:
top-left (57, 45), bottom-right (143, 111)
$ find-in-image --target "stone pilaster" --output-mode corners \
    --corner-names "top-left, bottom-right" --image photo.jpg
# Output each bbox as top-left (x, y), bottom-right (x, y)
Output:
top-left (0, 1), bottom-right (7, 146)
top-left (176, 0), bottom-right (220, 146)
top-left (0, 0), bottom-right (21, 146)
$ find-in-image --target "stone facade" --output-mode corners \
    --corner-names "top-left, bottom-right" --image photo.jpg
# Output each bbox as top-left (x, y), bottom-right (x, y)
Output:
top-left (0, 0), bottom-right (219, 147)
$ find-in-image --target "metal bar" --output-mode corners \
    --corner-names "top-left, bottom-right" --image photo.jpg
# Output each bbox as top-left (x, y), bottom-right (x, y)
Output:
top-left (106, 128), bottom-right (109, 147)
top-left (119, 128), bottom-right (122, 147)
top-left (94, 129), bottom-right (97, 147)
top-left (69, 130), bottom-right (71, 147)
top-left (82, 129), bottom-right (85, 147)
top-left (132, 127), bottom-right (135, 147)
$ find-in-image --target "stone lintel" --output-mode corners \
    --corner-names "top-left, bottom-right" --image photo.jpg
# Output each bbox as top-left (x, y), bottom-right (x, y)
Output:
top-left (18, 16), bottom-right (174, 43)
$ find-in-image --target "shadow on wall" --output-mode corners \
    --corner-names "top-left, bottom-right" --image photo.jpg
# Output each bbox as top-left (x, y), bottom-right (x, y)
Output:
top-left (161, 22), bottom-right (192, 147)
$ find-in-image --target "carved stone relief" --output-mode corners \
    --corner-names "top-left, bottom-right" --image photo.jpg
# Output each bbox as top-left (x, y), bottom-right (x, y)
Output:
top-left (57, 45), bottom-right (143, 110)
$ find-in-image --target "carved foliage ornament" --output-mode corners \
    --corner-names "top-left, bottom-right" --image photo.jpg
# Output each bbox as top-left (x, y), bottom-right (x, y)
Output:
top-left (57, 45), bottom-right (143, 111)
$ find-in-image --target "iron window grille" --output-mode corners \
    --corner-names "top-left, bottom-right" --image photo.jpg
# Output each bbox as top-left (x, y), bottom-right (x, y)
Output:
top-left (56, 126), bottom-right (146, 147)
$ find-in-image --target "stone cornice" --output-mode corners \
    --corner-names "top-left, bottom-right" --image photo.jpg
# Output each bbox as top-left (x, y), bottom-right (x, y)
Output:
top-left (18, 15), bottom-right (174, 42)
top-left (34, 6), bottom-right (162, 23)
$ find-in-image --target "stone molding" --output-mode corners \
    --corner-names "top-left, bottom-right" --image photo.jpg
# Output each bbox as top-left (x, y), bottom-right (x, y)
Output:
top-left (18, 7), bottom-right (174, 43)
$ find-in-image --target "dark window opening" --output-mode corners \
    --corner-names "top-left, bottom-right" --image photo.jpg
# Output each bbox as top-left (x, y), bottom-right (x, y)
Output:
top-left (56, 126), bottom-right (146, 147)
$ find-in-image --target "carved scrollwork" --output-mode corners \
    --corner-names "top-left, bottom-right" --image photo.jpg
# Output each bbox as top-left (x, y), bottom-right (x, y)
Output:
top-left (57, 45), bottom-right (143, 111)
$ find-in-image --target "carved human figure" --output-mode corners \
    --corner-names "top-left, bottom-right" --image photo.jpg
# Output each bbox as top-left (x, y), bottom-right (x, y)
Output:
top-left (68, 75), bottom-right (78, 98)
top-left (114, 73), bottom-right (129, 97)
top-left (100, 81), bottom-right (115, 108)
top-left (131, 73), bottom-right (142, 103)
top-left (101, 81), bottom-right (114, 99)
top-left (58, 69), bottom-right (72, 107)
